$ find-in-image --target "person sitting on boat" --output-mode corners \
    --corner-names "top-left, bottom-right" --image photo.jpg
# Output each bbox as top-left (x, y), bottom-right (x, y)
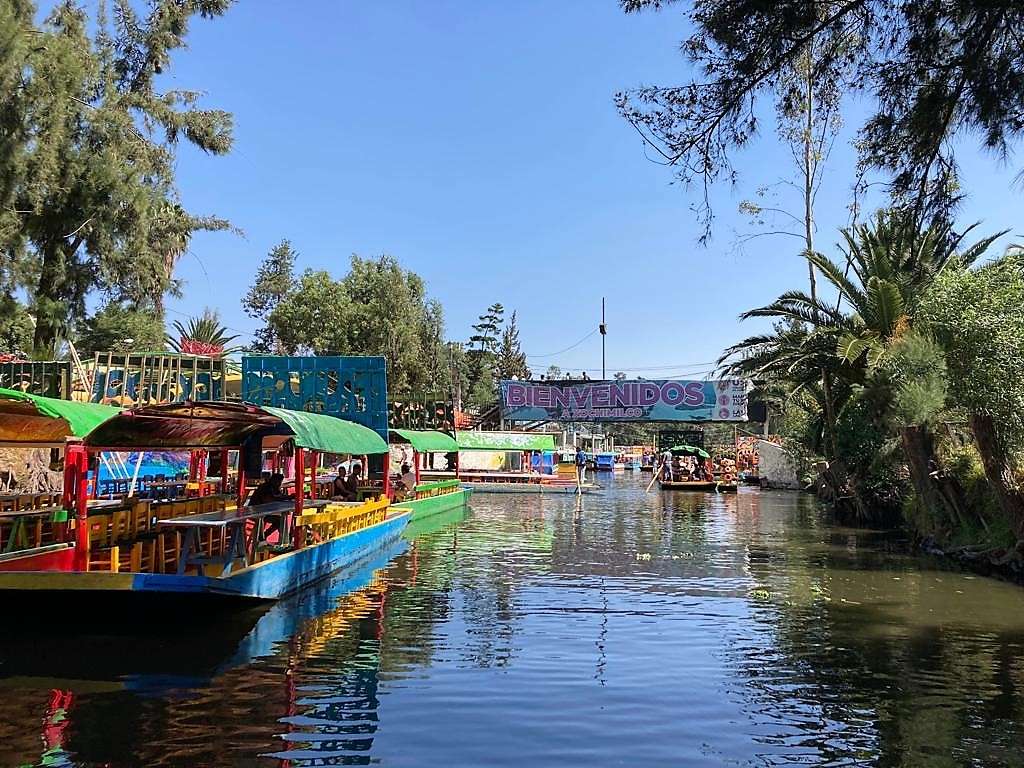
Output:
top-left (691, 460), bottom-right (704, 481)
top-left (399, 462), bottom-right (417, 496)
top-left (344, 463), bottom-right (362, 500)
top-left (248, 473), bottom-right (286, 507)
top-left (331, 465), bottom-right (355, 501)
top-left (671, 455), bottom-right (684, 481)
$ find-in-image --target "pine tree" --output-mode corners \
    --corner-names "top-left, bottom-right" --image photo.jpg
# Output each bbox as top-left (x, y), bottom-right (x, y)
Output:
top-left (496, 311), bottom-right (531, 381)
top-left (469, 303), bottom-right (504, 353)
top-left (243, 239), bottom-right (298, 353)
top-left (466, 302), bottom-right (504, 407)
top-left (8, 1), bottom-right (234, 357)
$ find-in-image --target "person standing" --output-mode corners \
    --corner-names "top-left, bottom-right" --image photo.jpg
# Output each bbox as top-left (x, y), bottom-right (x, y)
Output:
top-left (575, 445), bottom-right (588, 492)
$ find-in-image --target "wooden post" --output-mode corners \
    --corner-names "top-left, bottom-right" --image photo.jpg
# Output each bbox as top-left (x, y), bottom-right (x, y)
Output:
top-left (292, 447), bottom-right (304, 548)
top-left (414, 450), bottom-right (420, 487)
top-left (73, 448), bottom-right (91, 571)
top-left (220, 449), bottom-right (229, 494)
top-left (236, 460), bottom-right (247, 509)
top-left (309, 450), bottom-right (319, 498)
top-left (383, 452), bottom-right (391, 499)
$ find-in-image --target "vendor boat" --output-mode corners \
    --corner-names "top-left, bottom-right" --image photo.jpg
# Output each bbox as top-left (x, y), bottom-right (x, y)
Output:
top-left (0, 399), bottom-right (410, 619)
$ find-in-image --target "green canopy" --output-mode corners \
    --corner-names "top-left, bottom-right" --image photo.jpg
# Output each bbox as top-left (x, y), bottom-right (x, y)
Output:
top-left (668, 444), bottom-right (711, 459)
top-left (84, 400), bottom-right (388, 454)
top-left (263, 406), bottom-right (388, 455)
top-left (0, 387), bottom-right (120, 446)
top-left (456, 430), bottom-right (556, 452)
top-left (390, 429), bottom-right (458, 453)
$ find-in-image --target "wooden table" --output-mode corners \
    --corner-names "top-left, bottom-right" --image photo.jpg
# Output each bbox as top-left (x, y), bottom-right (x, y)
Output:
top-left (156, 500), bottom-right (329, 576)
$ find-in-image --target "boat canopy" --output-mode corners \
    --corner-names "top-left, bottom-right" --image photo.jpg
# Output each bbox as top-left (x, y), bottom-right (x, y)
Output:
top-left (84, 400), bottom-right (388, 454)
top-left (668, 444), bottom-right (711, 459)
top-left (389, 429), bottom-right (458, 453)
top-left (0, 387), bottom-right (121, 447)
top-left (456, 431), bottom-right (556, 452)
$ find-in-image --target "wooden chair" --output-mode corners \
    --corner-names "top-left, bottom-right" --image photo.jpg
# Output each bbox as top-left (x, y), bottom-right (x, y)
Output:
top-left (156, 531), bottom-right (181, 574)
top-left (87, 514), bottom-right (112, 549)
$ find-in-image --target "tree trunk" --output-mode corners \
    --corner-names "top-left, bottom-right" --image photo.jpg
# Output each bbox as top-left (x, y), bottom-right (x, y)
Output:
top-left (803, 47), bottom-right (817, 305)
top-left (821, 371), bottom-right (838, 459)
top-left (900, 424), bottom-right (969, 530)
top-left (32, 243), bottom-right (67, 358)
top-left (970, 412), bottom-right (1024, 538)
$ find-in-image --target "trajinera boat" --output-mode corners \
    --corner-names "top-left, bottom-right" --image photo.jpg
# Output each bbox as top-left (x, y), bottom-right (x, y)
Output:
top-left (388, 428), bottom-right (471, 519)
top-left (455, 430), bottom-right (600, 494)
top-left (0, 398), bottom-right (411, 618)
top-left (657, 444), bottom-right (738, 493)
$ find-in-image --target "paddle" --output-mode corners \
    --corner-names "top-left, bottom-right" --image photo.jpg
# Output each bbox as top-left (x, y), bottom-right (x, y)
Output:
top-left (646, 460), bottom-right (664, 492)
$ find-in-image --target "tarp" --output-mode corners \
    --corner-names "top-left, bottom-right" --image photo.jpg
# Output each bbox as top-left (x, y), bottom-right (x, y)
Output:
top-left (668, 444), bottom-right (711, 459)
top-left (85, 400), bottom-right (388, 454)
top-left (390, 429), bottom-right (458, 453)
top-left (456, 431), bottom-right (556, 452)
top-left (264, 406), bottom-right (387, 455)
top-left (0, 387), bottom-right (120, 445)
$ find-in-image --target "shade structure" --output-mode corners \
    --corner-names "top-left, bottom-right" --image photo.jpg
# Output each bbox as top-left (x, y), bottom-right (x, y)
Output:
top-left (0, 387), bottom-right (121, 446)
top-left (389, 429), bottom-right (458, 453)
top-left (84, 400), bottom-right (388, 454)
top-left (668, 444), bottom-right (711, 459)
top-left (456, 431), bottom-right (556, 452)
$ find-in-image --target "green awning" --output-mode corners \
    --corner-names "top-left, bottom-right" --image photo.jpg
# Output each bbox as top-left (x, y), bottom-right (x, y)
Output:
top-left (264, 406), bottom-right (387, 455)
top-left (85, 400), bottom-right (387, 454)
top-left (668, 444), bottom-right (711, 459)
top-left (456, 431), bottom-right (556, 452)
top-left (0, 387), bottom-right (121, 446)
top-left (390, 429), bottom-right (458, 453)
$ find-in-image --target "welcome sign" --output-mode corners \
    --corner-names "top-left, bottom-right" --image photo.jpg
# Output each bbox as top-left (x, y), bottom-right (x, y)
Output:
top-left (499, 379), bottom-right (748, 423)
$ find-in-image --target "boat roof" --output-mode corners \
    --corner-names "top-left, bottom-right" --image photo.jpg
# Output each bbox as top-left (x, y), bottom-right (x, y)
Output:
top-left (667, 444), bottom-right (711, 458)
top-left (389, 428), bottom-right (458, 453)
top-left (84, 400), bottom-right (388, 454)
top-left (456, 430), bottom-right (556, 452)
top-left (0, 387), bottom-right (121, 447)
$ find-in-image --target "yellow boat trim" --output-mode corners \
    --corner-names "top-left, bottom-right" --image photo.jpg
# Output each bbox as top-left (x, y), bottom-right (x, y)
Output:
top-left (0, 571), bottom-right (137, 591)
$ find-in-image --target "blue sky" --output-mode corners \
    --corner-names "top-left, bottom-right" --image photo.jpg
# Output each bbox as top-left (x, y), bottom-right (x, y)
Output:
top-left (157, 1), bottom-right (1022, 378)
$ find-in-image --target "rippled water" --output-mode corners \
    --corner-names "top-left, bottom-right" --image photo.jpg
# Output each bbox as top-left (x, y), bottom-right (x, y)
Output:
top-left (3, 476), bottom-right (1024, 767)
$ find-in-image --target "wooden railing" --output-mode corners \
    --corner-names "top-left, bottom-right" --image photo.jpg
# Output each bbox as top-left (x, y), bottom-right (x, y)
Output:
top-left (295, 497), bottom-right (390, 544)
top-left (413, 479), bottom-right (461, 499)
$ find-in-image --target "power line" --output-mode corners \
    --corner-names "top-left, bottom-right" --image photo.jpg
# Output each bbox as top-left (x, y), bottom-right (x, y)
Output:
top-left (525, 328), bottom-right (599, 359)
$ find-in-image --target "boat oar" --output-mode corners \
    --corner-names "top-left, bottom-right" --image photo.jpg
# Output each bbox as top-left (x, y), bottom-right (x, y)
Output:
top-left (645, 460), bottom-right (663, 493)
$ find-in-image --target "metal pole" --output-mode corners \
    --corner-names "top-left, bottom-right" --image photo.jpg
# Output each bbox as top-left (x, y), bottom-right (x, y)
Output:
top-left (600, 297), bottom-right (607, 380)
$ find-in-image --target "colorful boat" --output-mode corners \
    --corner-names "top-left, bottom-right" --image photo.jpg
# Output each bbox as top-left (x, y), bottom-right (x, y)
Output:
top-left (594, 452), bottom-right (617, 472)
top-left (0, 400), bottom-right (410, 618)
top-left (453, 430), bottom-right (600, 493)
top-left (388, 428), bottom-right (471, 520)
top-left (656, 443), bottom-right (738, 493)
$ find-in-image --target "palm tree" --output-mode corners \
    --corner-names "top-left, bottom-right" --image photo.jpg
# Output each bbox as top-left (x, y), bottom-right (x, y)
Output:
top-left (167, 309), bottom-right (241, 358)
top-left (720, 212), bottom-right (1002, 520)
top-left (722, 212), bottom-right (1002, 386)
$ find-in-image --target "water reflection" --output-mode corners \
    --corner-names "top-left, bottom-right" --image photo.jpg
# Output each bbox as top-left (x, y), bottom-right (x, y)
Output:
top-left (3, 479), bottom-right (1024, 766)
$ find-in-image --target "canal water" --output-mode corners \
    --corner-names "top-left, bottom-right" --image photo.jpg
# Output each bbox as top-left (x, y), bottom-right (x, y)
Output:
top-left (3, 475), bottom-right (1024, 766)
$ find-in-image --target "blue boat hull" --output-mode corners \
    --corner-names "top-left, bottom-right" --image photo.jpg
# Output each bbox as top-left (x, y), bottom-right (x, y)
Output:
top-left (0, 511), bottom-right (411, 623)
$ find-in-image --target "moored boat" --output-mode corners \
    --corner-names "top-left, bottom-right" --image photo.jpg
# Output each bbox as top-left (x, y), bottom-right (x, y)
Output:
top-left (0, 400), bottom-right (410, 619)
top-left (388, 428), bottom-right (471, 520)
top-left (454, 430), bottom-right (600, 493)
